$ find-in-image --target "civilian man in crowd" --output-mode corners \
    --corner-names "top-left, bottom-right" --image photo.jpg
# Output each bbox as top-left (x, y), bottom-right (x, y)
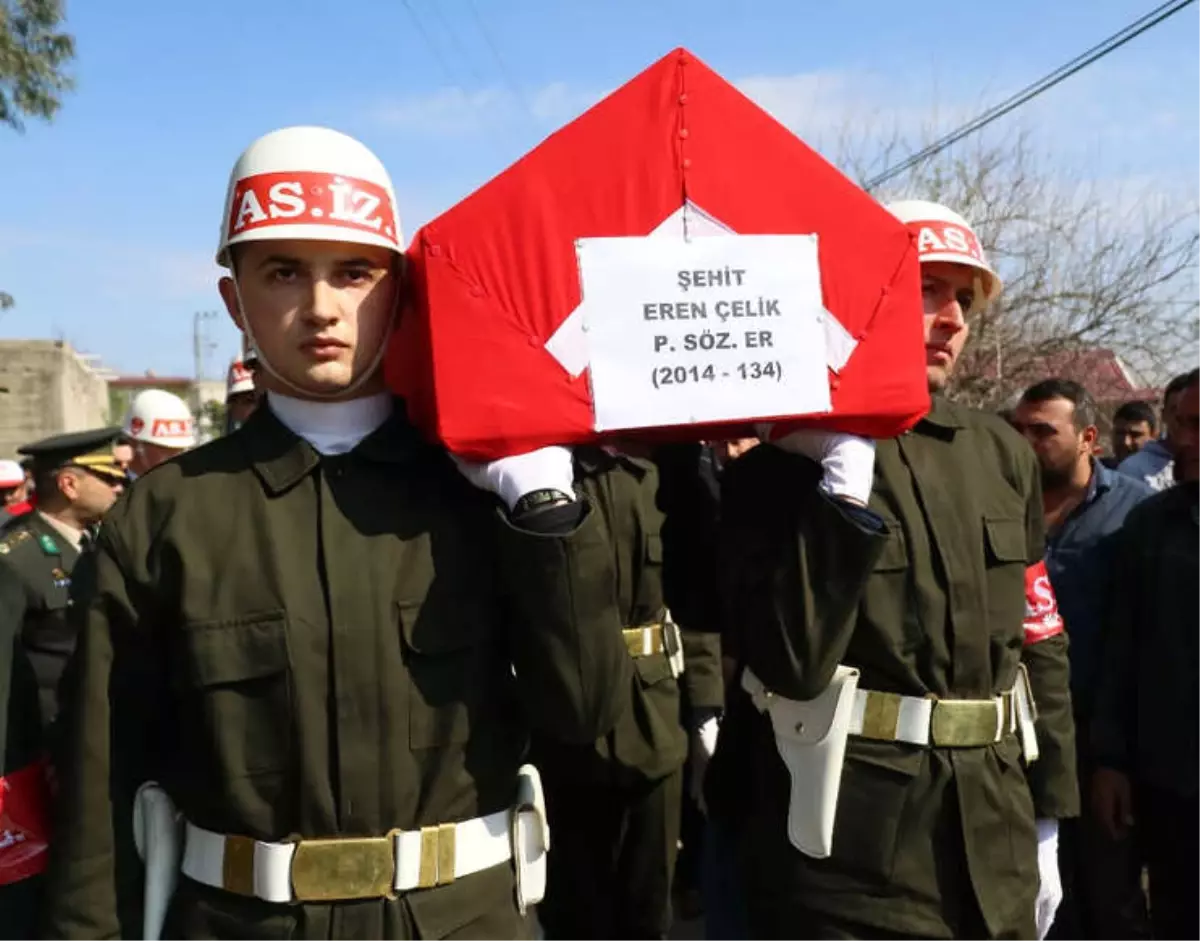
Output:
top-left (1010, 379), bottom-right (1153, 940)
top-left (1118, 372), bottom-right (1191, 491)
top-left (1092, 367), bottom-right (1199, 941)
top-left (1103, 400), bottom-right (1157, 469)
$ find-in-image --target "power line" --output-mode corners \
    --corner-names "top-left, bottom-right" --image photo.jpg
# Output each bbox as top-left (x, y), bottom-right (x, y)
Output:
top-left (465, 0), bottom-right (537, 123)
top-left (398, 0), bottom-right (506, 158)
top-left (399, 0), bottom-right (459, 90)
top-left (865, 0), bottom-right (1197, 190)
top-left (424, 0), bottom-right (492, 96)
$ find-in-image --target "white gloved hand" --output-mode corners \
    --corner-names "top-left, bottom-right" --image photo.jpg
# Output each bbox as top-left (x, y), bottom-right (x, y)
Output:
top-left (755, 425), bottom-right (876, 506)
top-left (1034, 818), bottom-right (1062, 940)
top-left (453, 446), bottom-right (576, 512)
top-left (688, 716), bottom-right (721, 815)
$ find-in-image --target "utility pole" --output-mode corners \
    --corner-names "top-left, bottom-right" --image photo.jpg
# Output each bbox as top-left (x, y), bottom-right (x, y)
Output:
top-left (193, 310), bottom-right (217, 382)
top-left (192, 311), bottom-right (220, 443)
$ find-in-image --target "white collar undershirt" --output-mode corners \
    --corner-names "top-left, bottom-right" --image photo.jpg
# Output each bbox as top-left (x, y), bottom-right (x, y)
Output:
top-left (266, 391), bottom-right (393, 456)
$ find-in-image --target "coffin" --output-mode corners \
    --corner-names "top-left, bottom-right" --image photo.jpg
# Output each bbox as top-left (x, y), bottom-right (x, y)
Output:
top-left (386, 47), bottom-right (928, 459)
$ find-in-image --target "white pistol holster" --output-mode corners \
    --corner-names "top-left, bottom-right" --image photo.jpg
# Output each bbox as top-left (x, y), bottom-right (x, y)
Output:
top-left (132, 781), bottom-right (183, 941)
top-left (511, 763), bottom-right (550, 915)
top-left (1014, 662), bottom-right (1040, 763)
top-left (741, 664), bottom-right (861, 859)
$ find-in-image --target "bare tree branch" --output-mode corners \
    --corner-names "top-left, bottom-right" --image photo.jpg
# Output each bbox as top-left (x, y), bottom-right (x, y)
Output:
top-left (816, 120), bottom-right (1199, 410)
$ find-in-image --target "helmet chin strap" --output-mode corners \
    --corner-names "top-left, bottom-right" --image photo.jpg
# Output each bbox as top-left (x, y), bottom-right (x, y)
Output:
top-left (231, 275), bottom-right (397, 402)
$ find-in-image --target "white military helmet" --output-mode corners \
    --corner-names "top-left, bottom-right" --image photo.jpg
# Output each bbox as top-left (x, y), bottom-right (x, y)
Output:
top-left (123, 389), bottom-right (197, 449)
top-left (226, 358), bottom-right (255, 398)
top-left (0, 460), bottom-right (23, 488)
top-left (216, 126), bottom-right (404, 267)
top-left (887, 199), bottom-right (1002, 305)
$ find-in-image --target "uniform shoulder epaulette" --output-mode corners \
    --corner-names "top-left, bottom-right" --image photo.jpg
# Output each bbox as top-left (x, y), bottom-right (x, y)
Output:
top-left (0, 527), bottom-right (33, 555)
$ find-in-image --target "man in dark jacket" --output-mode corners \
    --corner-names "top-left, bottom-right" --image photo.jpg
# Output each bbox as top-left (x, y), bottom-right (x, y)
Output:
top-left (1092, 368), bottom-right (1199, 941)
top-left (1011, 379), bottom-right (1153, 939)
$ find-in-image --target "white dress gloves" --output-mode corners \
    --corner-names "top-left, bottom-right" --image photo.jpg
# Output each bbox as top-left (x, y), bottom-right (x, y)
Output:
top-left (1035, 818), bottom-right (1062, 940)
top-left (688, 716), bottom-right (721, 814)
top-left (756, 426), bottom-right (876, 506)
top-left (453, 446), bottom-right (576, 511)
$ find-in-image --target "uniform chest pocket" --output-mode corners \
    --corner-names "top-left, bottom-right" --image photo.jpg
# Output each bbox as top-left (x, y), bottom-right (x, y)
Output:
top-left (860, 518), bottom-right (923, 653)
top-left (175, 612), bottom-right (292, 778)
top-left (398, 597), bottom-right (490, 750)
top-left (983, 517), bottom-right (1027, 566)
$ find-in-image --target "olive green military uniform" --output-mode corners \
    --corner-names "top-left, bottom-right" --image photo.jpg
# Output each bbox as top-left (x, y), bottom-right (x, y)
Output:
top-left (0, 512), bottom-right (86, 731)
top-left (0, 561), bottom-right (48, 938)
top-left (654, 443), bottom-right (726, 718)
top-left (43, 402), bottom-right (634, 940)
top-left (710, 399), bottom-right (1078, 939)
top-left (533, 448), bottom-right (722, 940)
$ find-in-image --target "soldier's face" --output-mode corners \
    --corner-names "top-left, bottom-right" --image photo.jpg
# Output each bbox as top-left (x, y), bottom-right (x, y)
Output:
top-left (131, 442), bottom-right (183, 476)
top-left (1170, 383), bottom-right (1199, 484)
top-left (1011, 397), bottom-right (1096, 489)
top-left (219, 240), bottom-right (399, 401)
top-left (112, 443), bottom-right (133, 473)
top-left (921, 262), bottom-right (975, 392)
top-left (61, 468), bottom-right (122, 524)
top-left (226, 392), bottom-right (259, 428)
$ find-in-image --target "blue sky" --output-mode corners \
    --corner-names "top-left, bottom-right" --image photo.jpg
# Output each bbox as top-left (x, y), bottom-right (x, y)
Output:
top-left (1, 0), bottom-right (1196, 379)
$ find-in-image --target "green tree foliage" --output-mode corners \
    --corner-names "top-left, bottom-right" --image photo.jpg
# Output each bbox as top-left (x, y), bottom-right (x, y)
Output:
top-left (201, 399), bottom-right (228, 438)
top-left (1, 0), bottom-right (74, 310)
top-left (0, 0), bottom-right (74, 132)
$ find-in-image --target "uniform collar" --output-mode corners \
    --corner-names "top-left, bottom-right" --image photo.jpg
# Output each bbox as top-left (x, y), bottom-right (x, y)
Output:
top-left (36, 510), bottom-right (83, 553)
top-left (241, 396), bottom-right (428, 495)
top-left (574, 445), bottom-right (650, 478)
top-left (916, 395), bottom-right (969, 432)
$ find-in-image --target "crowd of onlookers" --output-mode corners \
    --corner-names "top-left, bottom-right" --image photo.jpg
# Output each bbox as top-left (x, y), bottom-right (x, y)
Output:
top-left (667, 367), bottom-right (1199, 941)
top-left (1003, 368), bottom-right (1198, 940)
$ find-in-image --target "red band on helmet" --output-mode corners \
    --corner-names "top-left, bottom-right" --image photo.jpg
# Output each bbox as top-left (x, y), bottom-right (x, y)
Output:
top-left (227, 170), bottom-right (398, 244)
top-left (1023, 560), bottom-right (1064, 645)
top-left (150, 418), bottom-right (192, 439)
top-left (907, 220), bottom-right (984, 264)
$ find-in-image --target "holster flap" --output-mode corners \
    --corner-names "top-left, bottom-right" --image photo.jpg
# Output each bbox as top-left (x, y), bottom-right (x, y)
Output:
top-left (743, 664), bottom-right (861, 859)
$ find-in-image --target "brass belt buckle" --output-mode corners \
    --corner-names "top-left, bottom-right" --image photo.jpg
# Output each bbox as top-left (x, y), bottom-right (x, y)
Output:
top-left (930, 699), bottom-right (1000, 747)
top-left (622, 626), bottom-right (648, 657)
top-left (290, 834), bottom-right (396, 902)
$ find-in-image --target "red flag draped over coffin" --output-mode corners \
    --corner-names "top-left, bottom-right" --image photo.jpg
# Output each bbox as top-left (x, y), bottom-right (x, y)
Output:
top-left (386, 47), bottom-right (929, 460)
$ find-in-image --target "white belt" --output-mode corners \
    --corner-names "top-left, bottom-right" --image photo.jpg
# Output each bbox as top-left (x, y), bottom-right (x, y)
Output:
top-left (181, 808), bottom-right (535, 904)
top-left (845, 664), bottom-right (1038, 752)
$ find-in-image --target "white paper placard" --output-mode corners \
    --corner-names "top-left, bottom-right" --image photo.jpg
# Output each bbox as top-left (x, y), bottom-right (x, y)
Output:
top-left (577, 233), bottom-right (832, 432)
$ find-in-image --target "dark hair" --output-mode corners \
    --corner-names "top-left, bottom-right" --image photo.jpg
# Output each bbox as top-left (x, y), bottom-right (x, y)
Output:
top-left (32, 466), bottom-right (68, 501)
top-left (1163, 369), bottom-right (1198, 407)
top-left (1020, 378), bottom-right (1098, 431)
top-left (1113, 400), bottom-right (1157, 433)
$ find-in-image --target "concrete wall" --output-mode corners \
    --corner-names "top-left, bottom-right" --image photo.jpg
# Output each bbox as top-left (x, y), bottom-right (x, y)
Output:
top-left (0, 340), bottom-right (111, 459)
